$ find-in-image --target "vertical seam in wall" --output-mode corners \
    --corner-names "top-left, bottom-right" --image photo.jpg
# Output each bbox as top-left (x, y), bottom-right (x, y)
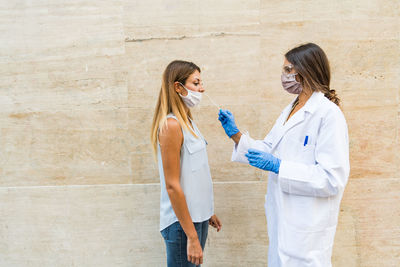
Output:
top-left (396, 34), bottom-right (400, 178)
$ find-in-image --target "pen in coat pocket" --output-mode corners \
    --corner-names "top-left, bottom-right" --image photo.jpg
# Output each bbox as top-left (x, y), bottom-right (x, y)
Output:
top-left (304, 136), bottom-right (309, 146)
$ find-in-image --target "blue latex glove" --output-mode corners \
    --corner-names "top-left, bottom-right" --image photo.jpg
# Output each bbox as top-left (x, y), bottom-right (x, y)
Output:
top-left (218, 109), bottom-right (239, 138)
top-left (245, 148), bottom-right (281, 174)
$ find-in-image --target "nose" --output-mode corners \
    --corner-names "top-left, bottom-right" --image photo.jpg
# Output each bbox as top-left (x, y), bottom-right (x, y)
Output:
top-left (199, 84), bottom-right (205, 93)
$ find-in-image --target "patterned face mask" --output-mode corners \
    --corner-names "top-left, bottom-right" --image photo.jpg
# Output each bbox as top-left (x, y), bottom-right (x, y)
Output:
top-left (281, 73), bottom-right (303, 94)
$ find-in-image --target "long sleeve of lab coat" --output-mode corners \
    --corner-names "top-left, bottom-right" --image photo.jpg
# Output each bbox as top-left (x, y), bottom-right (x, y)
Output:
top-left (278, 111), bottom-right (350, 198)
top-left (231, 133), bottom-right (273, 164)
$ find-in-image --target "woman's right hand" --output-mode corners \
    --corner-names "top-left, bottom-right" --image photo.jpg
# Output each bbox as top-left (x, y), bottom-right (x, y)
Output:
top-left (218, 109), bottom-right (239, 137)
top-left (187, 236), bottom-right (203, 265)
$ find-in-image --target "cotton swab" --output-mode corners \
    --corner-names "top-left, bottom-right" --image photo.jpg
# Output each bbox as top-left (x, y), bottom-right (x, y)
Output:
top-left (204, 92), bottom-right (221, 110)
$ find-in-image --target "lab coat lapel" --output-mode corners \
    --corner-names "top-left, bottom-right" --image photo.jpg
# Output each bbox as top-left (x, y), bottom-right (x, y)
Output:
top-left (271, 91), bottom-right (323, 151)
top-left (271, 108), bottom-right (305, 151)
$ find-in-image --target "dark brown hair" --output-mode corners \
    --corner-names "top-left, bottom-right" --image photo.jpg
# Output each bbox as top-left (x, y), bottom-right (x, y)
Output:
top-left (285, 43), bottom-right (340, 106)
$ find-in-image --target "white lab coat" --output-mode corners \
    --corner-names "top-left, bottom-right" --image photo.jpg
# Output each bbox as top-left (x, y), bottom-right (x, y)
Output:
top-left (232, 91), bottom-right (350, 267)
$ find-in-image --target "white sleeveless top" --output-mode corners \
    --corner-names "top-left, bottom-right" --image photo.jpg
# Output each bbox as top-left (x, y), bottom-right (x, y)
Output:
top-left (158, 114), bottom-right (214, 231)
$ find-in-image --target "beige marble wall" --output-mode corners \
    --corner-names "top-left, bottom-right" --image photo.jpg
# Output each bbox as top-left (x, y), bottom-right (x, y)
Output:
top-left (0, 0), bottom-right (399, 266)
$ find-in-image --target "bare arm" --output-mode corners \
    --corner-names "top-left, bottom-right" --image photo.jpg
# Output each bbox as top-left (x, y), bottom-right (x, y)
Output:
top-left (231, 131), bottom-right (242, 145)
top-left (159, 118), bottom-right (203, 265)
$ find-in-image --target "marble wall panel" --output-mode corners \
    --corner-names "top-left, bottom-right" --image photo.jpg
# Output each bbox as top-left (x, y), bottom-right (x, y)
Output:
top-left (331, 38), bottom-right (399, 178)
top-left (261, 0), bottom-right (399, 21)
top-left (123, 0), bottom-right (260, 40)
top-left (205, 182), bottom-right (269, 266)
top-left (0, 47), bottom-right (132, 186)
top-left (0, 107), bottom-right (133, 186)
top-left (336, 178), bottom-right (400, 267)
top-left (0, 55), bottom-right (129, 113)
top-left (0, 0), bottom-right (128, 187)
top-left (0, 183), bottom-right (164, 267)
top-left (0, 0), bottom-right (125, 63)
top-left (0, 178), bottom-right (398, 266)
top-left (129, 107), bottom-right (158, 184)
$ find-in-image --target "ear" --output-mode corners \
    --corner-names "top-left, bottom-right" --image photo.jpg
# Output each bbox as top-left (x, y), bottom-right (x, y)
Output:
top-left (174, 82), bottom-right (182, 94)
top-left (295, 74), bottom-right (302, 83)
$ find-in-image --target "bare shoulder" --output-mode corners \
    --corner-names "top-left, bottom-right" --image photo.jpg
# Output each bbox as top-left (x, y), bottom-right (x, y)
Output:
top-left (159, 118), bottom-right (183, 146)
top-left (162, 118), bottom-right (181, 134)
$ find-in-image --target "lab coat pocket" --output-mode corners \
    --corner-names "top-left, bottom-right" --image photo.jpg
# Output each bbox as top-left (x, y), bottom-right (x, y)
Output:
top-left (301, 143), bottom-right (316, 164)
top-left (286, 137), bottom-right (316, 164)
top-left (282, 194), bottom-right (331, 231)
top-left (280, 223), bottom-right (335, 263)
top-left (186, 140), bottom-right (207, 171)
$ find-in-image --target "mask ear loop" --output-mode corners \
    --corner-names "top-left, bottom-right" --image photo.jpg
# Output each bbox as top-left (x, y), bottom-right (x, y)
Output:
top-left (178, 82), bottom-right (189, 95)
top-left (179, 82), bottom-right (221, 110)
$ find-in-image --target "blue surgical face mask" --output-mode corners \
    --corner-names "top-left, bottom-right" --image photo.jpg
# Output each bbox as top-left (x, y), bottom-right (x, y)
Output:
top-left (178, 82), bottom-right (202, 108)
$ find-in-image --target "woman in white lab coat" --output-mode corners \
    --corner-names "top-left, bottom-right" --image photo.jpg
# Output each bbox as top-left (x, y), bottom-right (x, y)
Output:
top-left (218, 43), bottom-right (350, 267)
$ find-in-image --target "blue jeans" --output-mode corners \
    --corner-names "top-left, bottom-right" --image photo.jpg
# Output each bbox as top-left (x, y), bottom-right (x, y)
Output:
top-left (161, 220), bottom-right (209, 267)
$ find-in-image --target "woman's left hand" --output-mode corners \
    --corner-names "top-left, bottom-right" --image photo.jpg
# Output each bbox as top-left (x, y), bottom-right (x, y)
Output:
top-left (209, 214), bottom-right (222, 232)
top-left (246, 148), bottom-right (281, 174)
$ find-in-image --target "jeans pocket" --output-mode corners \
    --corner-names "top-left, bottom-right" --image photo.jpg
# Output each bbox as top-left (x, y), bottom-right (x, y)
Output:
top-left (174, 221), bottom-right (182, 231)
top-left (162, 222), bottom-right (183, 243)
top-left (160, 226), bottom-right (169, 240)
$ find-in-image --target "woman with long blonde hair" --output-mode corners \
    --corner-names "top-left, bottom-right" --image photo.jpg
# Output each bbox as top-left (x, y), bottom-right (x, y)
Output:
top-left (151, 60), bottom-right (221, 267)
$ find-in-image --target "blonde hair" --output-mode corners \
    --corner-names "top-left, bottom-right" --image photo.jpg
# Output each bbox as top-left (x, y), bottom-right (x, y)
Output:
top-left (150, 60), bottom-right (200, 156)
